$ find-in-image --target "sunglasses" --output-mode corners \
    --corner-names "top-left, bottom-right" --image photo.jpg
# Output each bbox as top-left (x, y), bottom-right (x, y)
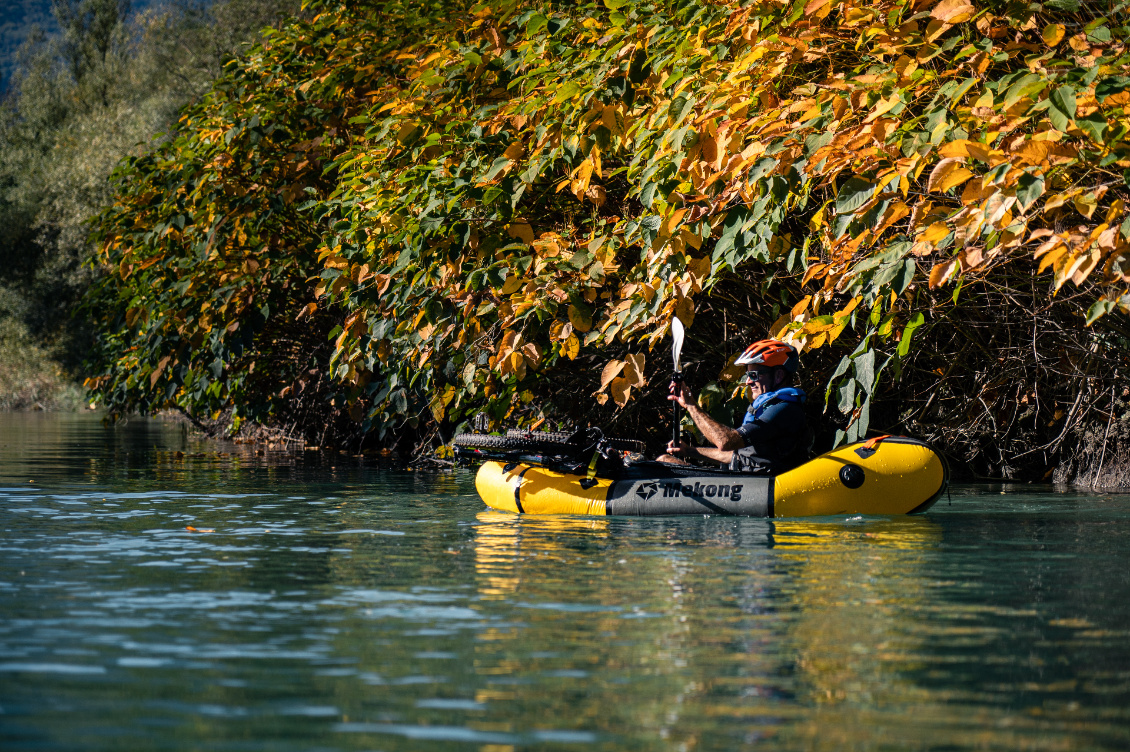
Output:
top-left (741, 369), bottom-right (773, 384)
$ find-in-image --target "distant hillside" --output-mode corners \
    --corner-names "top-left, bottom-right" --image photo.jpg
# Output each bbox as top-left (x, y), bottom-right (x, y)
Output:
top-left (0, 0), bottom-right (158, 89)
top-left (0, 0), bottom-right (54, 87)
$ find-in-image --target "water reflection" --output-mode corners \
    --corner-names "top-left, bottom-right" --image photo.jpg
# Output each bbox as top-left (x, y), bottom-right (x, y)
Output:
top-left (2, 414), bottom-right (1130, 750)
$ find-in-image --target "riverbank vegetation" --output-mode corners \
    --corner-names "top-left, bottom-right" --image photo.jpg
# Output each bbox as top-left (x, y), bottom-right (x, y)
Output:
top-left (80, 0), bottom-right (1130, 484)
top-left (0, 0), bottom-right (300, 409)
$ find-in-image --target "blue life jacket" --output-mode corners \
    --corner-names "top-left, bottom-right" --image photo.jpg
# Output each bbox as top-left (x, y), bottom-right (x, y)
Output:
top-left (741, 387), bottom-right (807, 426)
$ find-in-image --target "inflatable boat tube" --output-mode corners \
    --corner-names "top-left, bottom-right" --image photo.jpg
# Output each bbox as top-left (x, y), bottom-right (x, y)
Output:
top-left (474, 436), bottom-right (947, 517)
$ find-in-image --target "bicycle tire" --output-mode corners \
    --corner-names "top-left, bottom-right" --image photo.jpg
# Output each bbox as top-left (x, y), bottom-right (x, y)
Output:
top-left (504, 429), bottom-right (646, 454)
top-left (452, 432), bottom-right (576, 454)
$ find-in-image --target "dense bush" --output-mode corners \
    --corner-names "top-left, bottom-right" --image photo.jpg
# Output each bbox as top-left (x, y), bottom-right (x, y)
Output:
top-left (86, 0), bottom-right (1130, 479)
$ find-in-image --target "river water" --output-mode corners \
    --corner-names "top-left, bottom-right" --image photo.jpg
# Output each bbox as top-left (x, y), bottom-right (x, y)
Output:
top-left (1, 413), bottom-right (1128, 751)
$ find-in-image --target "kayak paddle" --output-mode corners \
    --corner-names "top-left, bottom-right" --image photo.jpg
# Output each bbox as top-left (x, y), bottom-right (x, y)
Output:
top-left (671, 316), bottom-right (685, 447)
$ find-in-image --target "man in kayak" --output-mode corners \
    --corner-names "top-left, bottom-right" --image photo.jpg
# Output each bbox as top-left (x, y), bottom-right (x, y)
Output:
top-left (658, 339), bottom-right (810, 474)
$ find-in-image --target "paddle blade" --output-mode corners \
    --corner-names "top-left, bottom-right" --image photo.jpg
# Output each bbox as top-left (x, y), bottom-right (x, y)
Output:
top-left (671, 316), bottom-right (685, 372)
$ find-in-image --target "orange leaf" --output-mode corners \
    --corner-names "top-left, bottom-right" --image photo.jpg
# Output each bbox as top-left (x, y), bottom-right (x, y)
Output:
top-left (791, 295), bottom-right (812, 318)
top-left (931, 0), bottom-right (974, 23)
top-left (801, 264), bottom-right (827, 285)
top-left (929, 259), bottom-right (957, 288)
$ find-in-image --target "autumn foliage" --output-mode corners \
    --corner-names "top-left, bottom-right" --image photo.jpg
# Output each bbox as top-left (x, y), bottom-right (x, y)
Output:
top-left (86, 0), bottom-right (1130, 471)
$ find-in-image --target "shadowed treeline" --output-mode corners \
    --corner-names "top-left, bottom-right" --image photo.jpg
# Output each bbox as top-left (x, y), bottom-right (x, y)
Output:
top-left (0, 0), bottom-right (302, 409)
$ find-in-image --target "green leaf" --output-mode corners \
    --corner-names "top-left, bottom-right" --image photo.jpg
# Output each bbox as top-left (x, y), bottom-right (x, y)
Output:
top-left (896, 312), bottom-right (926, 358)
top-left (1077, 113), bottom-right (1108, 143)
top-left (1096, 76), bottom-right (1130, 102)
top-left (854, 398), bottom-right (871, 438)
top-left (1047, 104), bottom-right (1071, 132)
top-left (854, 348), bottom-right (876, 395)
top-left (668, 95), bottom-right (696, 127)
top-left (391, 388), bottom-right (408, 414)
top-left (746, 157), bottom-right (778, 183)
top-left (837, 378), bottom-right (857, 414)
top-left (895, 258), bottom-right (916, 295)
top-left (835, 177), bottom-right (876, 215)
top-left (1016, 174), bottom-right (1045, 211)
top-left (604, 0), bottom-right (628, 8)
top-left (1050, 85), bottom-right (1077, 119)
top-left (525, 13), bottom-right (548, 36)
top-left (1085, 25), bottom-right (1111, 44)
top-left (1085, 298), bottom-right (1117, 325)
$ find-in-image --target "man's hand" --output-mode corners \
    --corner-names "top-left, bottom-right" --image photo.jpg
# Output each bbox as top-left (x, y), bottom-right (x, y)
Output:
top-left (666, 439), bottom-right (694, 457)
top-left (668, 380), bottom-right (693, 408)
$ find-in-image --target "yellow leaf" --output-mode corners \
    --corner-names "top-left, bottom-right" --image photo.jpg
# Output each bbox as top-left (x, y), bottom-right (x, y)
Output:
top-left (1042, 23), bottom-right (1064, 46)
top-left (600, 360), bottom-right (625, 392)
top-left (610, 376), bottom-right (632, 407)
top-left (1105, 198), bottom-right (1124, 225)
top-left (809, 203), bottom-right (826, 231)
top-left (571, 159), bottom-right (594, 197)
top-left (1011, 140), bottom-right (1050, 166)
top-left (768, 313), bottom-right (791, 339)
top-left (790, 295), bottom-right (812, 319)
top-left (563, 333), bottom-right (580, 360)
top-left (502, 141), bottom-right (525, 161)
top-left (1037, 245), bottom-right (1067, 274)
top-left (937, 140), bottom-right (971, 160)
top-left (568, 304), bottom-right (592, 332)
top-left (500, 274), bottom-right (522, 295)
top-left (507, 222), bottom-right (535, 244)
top-left (1074, 193), bottom-right (1097, 219)
top-left (687, 256), bottom-right (711, 281)
top-left (663, 207), bottom-right (687, 237)
top-left (675, 297), bottom-right (695, 327)
top-left (927, 159), bottom-right (974, 193)
top-left (921, 222), bottom-right (950, 243)
top-left (1070, 249), bottom-right (1102, 286)
top-left (1043, 191), bottom-right (1078, 212)
top-left (601, 105), bottom-right (624, 137)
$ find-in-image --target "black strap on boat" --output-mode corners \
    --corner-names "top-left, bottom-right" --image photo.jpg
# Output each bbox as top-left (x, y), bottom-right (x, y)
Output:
top-left (514, 466), bottom-right (533, 513)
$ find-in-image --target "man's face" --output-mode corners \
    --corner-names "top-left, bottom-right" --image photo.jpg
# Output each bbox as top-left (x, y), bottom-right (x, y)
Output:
top-left (742, 366), bottom-right (774, 397)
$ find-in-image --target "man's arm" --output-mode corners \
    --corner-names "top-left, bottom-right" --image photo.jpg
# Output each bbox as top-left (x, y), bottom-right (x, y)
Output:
top-left (666, 441), bottom-right (733, 466)
top-left (670, 382), bottom-right (745, 451)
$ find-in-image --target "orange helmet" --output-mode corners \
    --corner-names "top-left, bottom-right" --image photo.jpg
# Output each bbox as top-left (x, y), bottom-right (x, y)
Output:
top-left (734, 339), bottom-right (799, 373)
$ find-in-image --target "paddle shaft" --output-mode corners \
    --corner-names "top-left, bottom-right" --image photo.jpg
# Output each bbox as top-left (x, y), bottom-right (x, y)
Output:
top-left (671, 371), bottom-right (683, 446)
